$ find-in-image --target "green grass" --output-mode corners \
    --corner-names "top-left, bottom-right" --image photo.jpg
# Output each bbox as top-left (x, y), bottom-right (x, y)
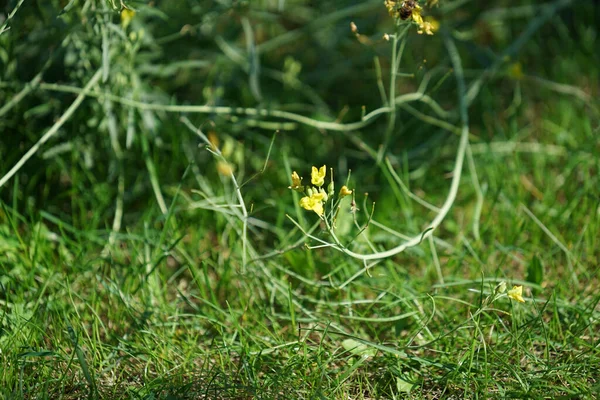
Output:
top-left (1, 0), bottom-right (599, 398)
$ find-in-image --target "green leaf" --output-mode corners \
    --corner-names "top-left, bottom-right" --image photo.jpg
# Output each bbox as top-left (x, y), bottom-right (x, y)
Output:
top-left (527, 255), bottom-right (544, 286)
top-left (396, 376), bottom-right (415, 394)
top-left (341, 339), bottom-right (377, 357)
top-left (17, 350), bottom-right (56, 358)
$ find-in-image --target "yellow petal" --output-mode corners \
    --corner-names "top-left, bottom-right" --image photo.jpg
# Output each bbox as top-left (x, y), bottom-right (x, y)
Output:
top-left (311, 165), bottom-right (326, 187)
top-left (289, 171), bottom-right (303, 191)
top-left (418, 21), bottom-right (436, 35)
top-left (507, 286), bottom-right (525, 303)
top-left (300, 193), bottom-right (325, 216)
top-left (412, 9), bottom-right (424, 26)
top-left (425, 16), bottom-right (440, 32)
top-left (291, 171), bottom-right (301, 186)
top-left (340, 186), bottom-right (353, 197)
top-left (311, 191), bottom-right (325, 202)
top-left (300, 196), bottom-right (312, 211)
top-left (311, 201), bottom-right (324, 216)
top-left (121, 8), bottom-right (136, 29)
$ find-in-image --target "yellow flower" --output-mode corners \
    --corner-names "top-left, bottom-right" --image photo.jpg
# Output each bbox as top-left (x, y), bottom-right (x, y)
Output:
top-left (121, 8), bottom-right (136, 29)
top-left (340, 186), bottom-right (353, 197)
top-left (289, 171), bottom-right (304, 192)
top-left (311, 191), bottom-right (325, 202)
top-left (409, 6), bottom-right (438, 36)
top-left (384, 0), bottom-right (399, 18)
top-left (411, 4), bottom-right (424, 26)
top-left (311, 165), bottom-right (326, 187)
top-left (418, 17), bottom-right (439, 35)
top-left (300, 192), bottom-right (325, 216)
top-left (507, 286), bottom-right (525, 303)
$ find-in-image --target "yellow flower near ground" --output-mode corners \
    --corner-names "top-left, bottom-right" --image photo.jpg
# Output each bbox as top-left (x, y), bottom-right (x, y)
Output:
top-left (507, 285), bottom-right (525, 303)
top-left (311, 165), bottom-right (326, 187)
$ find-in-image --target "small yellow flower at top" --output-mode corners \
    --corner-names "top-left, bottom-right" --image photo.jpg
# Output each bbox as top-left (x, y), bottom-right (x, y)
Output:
top-left (507, 285), bottom-right (525, 303)
top-left (340, 186), bottom-right (353, 197)
top-left (411, 4), bottom-right (424, 26)
top-left (410, 5), bottom-right (437, 36)
top-left (121, 8), bottom-right (136, 30)
top-left (384, 0), bottom-right (399, 18)
top-left (418, 17), bottom-right (439, 35)
top-left (311, 165), bottom-right (326, 187)
top-left (300, 192), bottom-right (325, 216)
top-left (289, 171), bottom-right (304, 192)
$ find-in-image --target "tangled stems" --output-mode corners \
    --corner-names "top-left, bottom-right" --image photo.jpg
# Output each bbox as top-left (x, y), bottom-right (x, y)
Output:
top-left (292, 32), bottom-right (470, 262)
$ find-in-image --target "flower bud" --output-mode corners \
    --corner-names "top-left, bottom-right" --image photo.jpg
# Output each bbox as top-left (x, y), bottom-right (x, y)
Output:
top-left (288, 171), bottom-right (304, 192)
top-left (339, 186), bottom-right (353, 197)
top-left (327, 181), bottom-right (335, 198)
top-left (495, 281), bottom-right (507, 294)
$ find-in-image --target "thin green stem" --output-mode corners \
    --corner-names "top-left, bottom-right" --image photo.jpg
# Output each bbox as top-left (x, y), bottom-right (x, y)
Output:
top-left (181, 117), bottom-right (249, 272)
top-left (0, 0), bottom-right (26, 36)
top-left (379, 25), bottom-right (410, 161)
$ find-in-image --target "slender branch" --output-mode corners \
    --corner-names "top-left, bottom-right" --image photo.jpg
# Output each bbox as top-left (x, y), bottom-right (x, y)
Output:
top-left (0, 69), bottom-right (103, 190)
top-left (0, 0), bottom-right (26, 36)
top-left (0, 80), bottom-right (450, 133)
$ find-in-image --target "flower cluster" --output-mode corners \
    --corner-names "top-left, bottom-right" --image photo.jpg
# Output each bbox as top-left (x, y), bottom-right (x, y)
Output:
top-left (417, 17), bottom-right (439, 36)
top-left (289, 165), bottom-right (352, 217)
top-left (384, 1), bottom-right (439, 35)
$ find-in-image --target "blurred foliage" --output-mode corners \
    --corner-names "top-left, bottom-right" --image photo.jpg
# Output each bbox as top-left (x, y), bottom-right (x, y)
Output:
top-left (0, 0), bottom-right (598, 227)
